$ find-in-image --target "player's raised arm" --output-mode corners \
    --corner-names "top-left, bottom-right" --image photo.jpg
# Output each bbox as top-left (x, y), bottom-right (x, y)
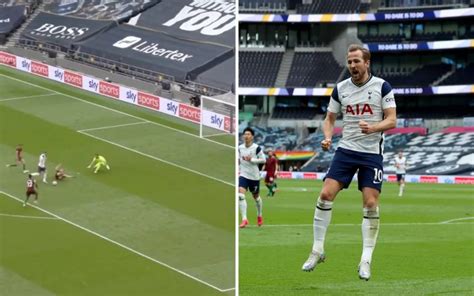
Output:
top-left (251, 146), bottom-right (266, 164)
top-left (87, 156), bottom-right (96, 168)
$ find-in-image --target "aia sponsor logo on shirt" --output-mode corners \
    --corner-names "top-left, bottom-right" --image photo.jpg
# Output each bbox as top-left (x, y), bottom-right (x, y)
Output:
top-left (345, 104), bottom-right (373, 115)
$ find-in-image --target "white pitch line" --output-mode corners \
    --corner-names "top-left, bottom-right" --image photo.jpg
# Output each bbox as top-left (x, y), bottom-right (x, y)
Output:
top-left (0, 93), bottom-right (57, 102)
top-left (0, 212), bottom-right (59, 220)
top-left (203, 132), bottom-right (231, 138)
top-left (77, 121), bottom-right (149, 132)
top-left (0, 190), bottom-right (234, 293)
top-left (247, 221), bottom-right (474, 228)
top-left (0, 73), bottom-right (234, 149)
top-left (78, 130), bottom-right (233, 187)
top-left (440, 217), bottom-right (474, 224)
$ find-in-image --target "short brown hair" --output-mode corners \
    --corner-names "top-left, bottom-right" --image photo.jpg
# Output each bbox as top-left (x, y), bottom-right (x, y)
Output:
top-left (348, 44), bottom-right (371, 61)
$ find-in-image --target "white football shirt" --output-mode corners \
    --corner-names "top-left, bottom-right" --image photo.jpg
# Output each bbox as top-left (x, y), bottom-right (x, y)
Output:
top-left (239, 143), bottom-right (266, 181)
top-left (394, 156), bottom-right (407, 174)
top-left (38, 153), bottom-right (47, 168)
top-left (328, 75), bottom-right (396, 154)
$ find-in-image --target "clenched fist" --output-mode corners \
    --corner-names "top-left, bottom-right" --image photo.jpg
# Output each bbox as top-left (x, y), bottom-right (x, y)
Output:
top-left (321, 138), bottom-right (332, 151)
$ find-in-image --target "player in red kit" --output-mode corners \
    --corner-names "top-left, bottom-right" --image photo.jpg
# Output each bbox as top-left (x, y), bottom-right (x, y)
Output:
top-left (6, 144), bottom-right (27, 173)
top-left (54, 164), bottom-right (74, 181)
top-left (262, 150), bottom-right (279, 197)
top-left (23, 174), bottom-right (38, 207)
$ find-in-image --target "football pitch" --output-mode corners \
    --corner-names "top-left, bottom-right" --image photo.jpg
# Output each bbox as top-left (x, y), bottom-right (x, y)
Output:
top-left (239, 179), bottom-right (473, 295)
top-left (0, 65), bottom-right (235, 295)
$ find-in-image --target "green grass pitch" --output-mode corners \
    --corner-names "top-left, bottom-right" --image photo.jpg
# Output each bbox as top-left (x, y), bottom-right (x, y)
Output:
top-left (0, 65), bottom-right (235, 295)
top-left (239, 179), bottom-right (473, 295)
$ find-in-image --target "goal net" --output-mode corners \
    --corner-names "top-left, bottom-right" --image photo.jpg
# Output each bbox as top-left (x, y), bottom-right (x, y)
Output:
top-left (199, 95), bottom-right (236, 142)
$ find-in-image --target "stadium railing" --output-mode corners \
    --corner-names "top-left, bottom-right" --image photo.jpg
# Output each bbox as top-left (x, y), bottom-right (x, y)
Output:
top-left (15, 39), bottom-right (230, 97)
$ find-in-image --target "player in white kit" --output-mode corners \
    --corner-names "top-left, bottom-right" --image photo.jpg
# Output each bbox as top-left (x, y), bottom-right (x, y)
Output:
top-left (31, 152), bottom-right (48, 183)
top-left (302, 44), bottom-right (397, 281)
top-left (394, 151), bottom-right (407, 197)
top-left (239, 127), bottom-right (266, 228)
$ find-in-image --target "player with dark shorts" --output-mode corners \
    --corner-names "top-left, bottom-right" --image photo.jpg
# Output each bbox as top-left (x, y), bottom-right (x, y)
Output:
top-left (396, 173), bottom-right (405, 182)
top-left (239, 176), bottom-right (260, 195)
top-left (325, 148), bottom-right (384, 192)
top-left (23, 174), bottom-right (38, 207)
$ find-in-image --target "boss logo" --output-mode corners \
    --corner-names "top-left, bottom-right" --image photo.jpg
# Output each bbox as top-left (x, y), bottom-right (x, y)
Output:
top-left (32, 23), bottom-right (89, 39)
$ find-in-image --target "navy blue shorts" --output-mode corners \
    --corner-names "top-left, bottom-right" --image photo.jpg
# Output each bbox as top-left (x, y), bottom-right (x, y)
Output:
top-left (324, 147), bottom-right (384, 192)
top-left (239, 176), bottom-right (260, 194)
top-left (396, 174), bottom-right (405, 182)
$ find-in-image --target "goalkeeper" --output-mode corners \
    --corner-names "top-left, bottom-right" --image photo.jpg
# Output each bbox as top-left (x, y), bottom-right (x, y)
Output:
top-left (87, 154), bottom-right (110, 174)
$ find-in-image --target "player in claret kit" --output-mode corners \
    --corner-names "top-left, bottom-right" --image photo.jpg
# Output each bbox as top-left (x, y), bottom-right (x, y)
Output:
top-left (54, 164), bottom-right (74, 181)
top-left (23, 174), bottom-right (38, 207)
top-left (301, 44), bottom-right (397, 281)
top-left (262, 150), bottom-right (279, 197)
top-left (238, 127), bottom-right (266, 228)
top-left (6, 144), bottom-right (28, 173)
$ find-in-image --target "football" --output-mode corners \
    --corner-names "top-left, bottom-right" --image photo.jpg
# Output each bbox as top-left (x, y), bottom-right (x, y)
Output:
top-left (52, 180), bottom-right (57, 186)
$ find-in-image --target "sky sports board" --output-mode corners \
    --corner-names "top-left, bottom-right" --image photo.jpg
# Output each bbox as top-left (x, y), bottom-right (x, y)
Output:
top-left (259, 171), bottom-right (474, 184)
top-left (0, 52), bottom-right (234, 133)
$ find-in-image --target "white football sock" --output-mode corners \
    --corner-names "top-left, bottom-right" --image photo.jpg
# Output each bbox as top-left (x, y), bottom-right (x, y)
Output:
top-left (255, 196), bottom-right (262, 217)
top-left (361, 207), bottom-right (380, 263)
top-left (399, 184), bottom-right (405, 196)
top-left (239, 193), bottom-right (247, 221)
top-left (312, 197), bottom-right (333, 254)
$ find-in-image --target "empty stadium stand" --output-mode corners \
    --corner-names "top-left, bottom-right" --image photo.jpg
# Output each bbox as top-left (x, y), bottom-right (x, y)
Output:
top-left (42, 0), bottom-right (160, 21)
top-left (379, 0), bottom-right (470, 9)
top-left (249, 126), bottom-right (298, 151)
top-left (374, 63), bottom-right (452, 87)
top-left (239, 51), bottom-right (284, 87)
top-left (272, 106), bottom-right (319, 119)
top-left (299, 130), bottom-right (474, 176)
top-left (239, 0), bottom-right (287, 13)
top-left (359, 31), bottom-right (458, 43)
top-left (286, 52), bottom-right (343, 87)
top-left (440, 63), bottom-right (474, 85)
top-left (296, 0), bottom-right (362, 14)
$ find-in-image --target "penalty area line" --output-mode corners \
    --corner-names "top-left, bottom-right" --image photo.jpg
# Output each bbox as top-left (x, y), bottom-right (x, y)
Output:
top-left (0, 190), bottom-right (234, 293)
top-left (0, 212), bottom-right (59, 220)
top-left (77, 121), bottom-right (149, 132)
top-left (78, 130), bottom-right (234, 187)
top-left (0, 93), bottom-right (58, 102)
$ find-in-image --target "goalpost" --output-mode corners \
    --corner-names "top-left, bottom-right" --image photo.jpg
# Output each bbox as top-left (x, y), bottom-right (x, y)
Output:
top-left (199, 95), bottom-right (236, 140)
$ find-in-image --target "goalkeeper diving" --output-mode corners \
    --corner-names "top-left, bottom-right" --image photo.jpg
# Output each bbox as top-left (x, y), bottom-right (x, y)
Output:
top-left (87, 154), bottom-right (110, 174)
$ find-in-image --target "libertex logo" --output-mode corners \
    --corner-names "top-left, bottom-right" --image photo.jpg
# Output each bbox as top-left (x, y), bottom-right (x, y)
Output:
top-left (113, 36), bottom-right (142, 48)
top-left (112, 36), bottom-right (193, 62)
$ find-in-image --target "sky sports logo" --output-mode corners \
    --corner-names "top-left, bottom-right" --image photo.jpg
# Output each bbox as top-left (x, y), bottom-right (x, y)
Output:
top-left (112, 36), bottom-right (193, 62)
